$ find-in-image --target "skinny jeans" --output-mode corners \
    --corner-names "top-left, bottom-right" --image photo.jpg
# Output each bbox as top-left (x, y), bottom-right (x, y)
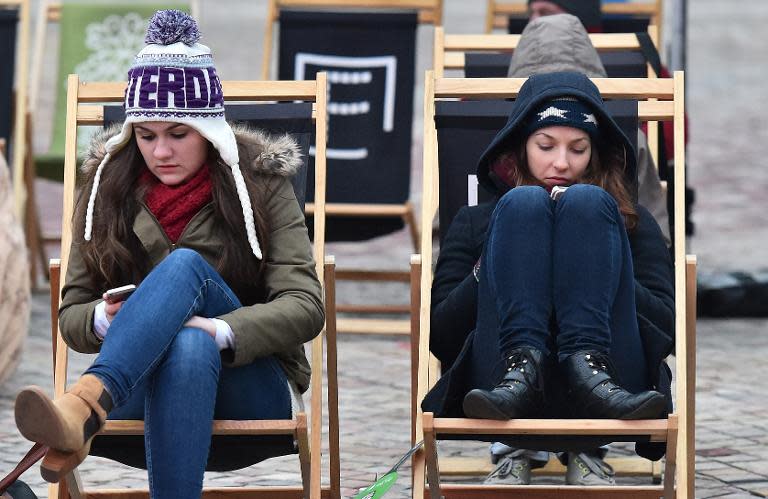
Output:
top-left (481, 185), bottom-right (649, 392)
top-left (85, 249), bottom-right (292, 499)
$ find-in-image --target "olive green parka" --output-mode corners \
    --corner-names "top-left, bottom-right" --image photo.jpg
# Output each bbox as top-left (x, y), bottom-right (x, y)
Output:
top-left (59, 126), bottom-right (324, 393)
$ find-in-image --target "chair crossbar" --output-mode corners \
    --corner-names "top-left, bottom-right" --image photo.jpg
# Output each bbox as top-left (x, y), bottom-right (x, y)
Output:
top-left (102, 419), bottom-right (302, 436)
top-left (434, 77), bottom-right (674, 99)
top-left (444, 33), bottom-right (642, 52)
top-left (432, 484), bottom-right (666, 499)
top-left (80, 487), bottom-right (335, 498)
top-left (427, 415), bottom-right (673, 441)
top-left (75, 80), bottom-right (318, 102)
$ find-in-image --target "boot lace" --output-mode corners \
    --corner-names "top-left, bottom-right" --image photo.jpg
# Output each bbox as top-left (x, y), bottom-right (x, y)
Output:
top-left (500, 350), bottom-right (543, 392)
top-left (585, 352), bottom-right (622, 392)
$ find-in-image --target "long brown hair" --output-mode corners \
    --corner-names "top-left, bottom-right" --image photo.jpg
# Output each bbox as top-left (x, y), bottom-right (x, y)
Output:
top-left (72, 134), bottom-right (270, 297)
top-left (491, 134), bottom-right (638, 231)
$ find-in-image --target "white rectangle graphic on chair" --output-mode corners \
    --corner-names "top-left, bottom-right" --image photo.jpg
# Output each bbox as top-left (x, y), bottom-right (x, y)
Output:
top-left (296, 53), bottom-right (397, 160)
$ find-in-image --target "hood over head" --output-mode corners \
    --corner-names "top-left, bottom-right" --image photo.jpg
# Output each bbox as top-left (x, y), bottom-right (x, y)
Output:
top-left (476, 72), bottom-right (636, 195)
top-left (508, 14), bottom-right (607, 78)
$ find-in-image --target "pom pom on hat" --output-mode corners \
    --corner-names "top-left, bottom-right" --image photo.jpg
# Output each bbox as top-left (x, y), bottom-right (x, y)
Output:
top-left (144, 9), bottom-right (201, 46)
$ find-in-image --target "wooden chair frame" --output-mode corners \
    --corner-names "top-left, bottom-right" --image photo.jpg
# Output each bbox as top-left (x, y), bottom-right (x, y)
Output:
top-left (485, 0), bottom-right (663, 39)
top-left (433, 25), bottom-right (663, 169)
top-left (46, 75), bottom-right (341, 499)
top-left (260, 0), bottom-right (442, 335)
top-left (411, 73), bottom-right (695, 498)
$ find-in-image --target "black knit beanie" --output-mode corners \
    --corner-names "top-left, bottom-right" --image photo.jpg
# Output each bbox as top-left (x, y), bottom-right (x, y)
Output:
top-left (523, 97), bottom-right (601, 142)
top-left (528, 0), bottom-right (602, 29)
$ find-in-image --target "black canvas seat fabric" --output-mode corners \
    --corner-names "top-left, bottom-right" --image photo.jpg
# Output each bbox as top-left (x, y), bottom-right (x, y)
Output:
top-left (464, 51), bottom-right (647, 79)
top-left (95, 102), bottom-right (315, 470)
top-left (507, 15), bottom-right (651, 35)
top-left (277, 9), bottom-right (417, 241)
top-left (0, 8), bottom-right (18, 163)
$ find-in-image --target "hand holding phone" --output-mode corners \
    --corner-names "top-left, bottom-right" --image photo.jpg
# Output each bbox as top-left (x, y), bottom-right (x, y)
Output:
top-left (104, 284), bottom-right (136, 304)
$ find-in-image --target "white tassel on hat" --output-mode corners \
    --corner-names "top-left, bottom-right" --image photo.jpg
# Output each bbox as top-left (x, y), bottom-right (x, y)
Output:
top-left (230, 163), bottom-right (262, 259)
top-left (84, 152), bottom-right (110, 242)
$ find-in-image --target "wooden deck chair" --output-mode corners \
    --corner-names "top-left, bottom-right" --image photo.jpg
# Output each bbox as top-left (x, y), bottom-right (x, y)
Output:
top-left (0, 0), bottom-right (34, 278)
top-left (485, 0), bottom-right (663, 43)
top-left (411, 72), bottom-right (695, 498)
top-left (261, 0), bottom-right (442, 335)
top-left (433, 25), bottom-right (664, 192)
top-left (413, 96), bottom-right (663, 484)
top-left (22, 0), bottom-right (199, 284)
top-left (45, 74), bottom-right (341, 499)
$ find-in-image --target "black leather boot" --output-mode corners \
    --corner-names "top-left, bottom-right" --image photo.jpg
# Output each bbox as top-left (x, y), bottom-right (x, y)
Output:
top-left (562, 351), bottom-right (666, 420)
top-left (463, 348), bottom-right (545, 420)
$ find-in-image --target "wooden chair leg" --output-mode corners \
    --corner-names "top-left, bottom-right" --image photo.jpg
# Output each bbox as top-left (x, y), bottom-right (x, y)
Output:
top-left (410, 256), bottom-right (422, 445)
top-left (49, 482), bottom-right (67, 499)
top-left (23, 111), bottom-right (48, 285)
top-left (296, 413), bottom-right (311, 495)
top-left (49, 260), bottom-right (61, 371)
top-left (664, 414), bottom-right (679, 498)
top-left (403, 201), bottom-right (420, 252)
top-left (324, 258), bottom-right (341, 499)
top-left (422, 413), bottom-right (442, 499)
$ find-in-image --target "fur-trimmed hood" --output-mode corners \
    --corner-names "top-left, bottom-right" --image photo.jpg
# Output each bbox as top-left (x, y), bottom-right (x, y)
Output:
top-left (80, 123), bottom-right (303, 178)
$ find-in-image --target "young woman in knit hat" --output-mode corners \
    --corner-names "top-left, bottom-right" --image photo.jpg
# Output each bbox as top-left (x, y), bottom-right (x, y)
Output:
top-left (423, 72), bottom-right (675, 484)
top-left (14, 10), bottom-right (324, 497)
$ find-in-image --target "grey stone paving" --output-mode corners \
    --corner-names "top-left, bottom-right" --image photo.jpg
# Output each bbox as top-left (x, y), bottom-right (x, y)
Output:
top-left (3, 0), bottom-right (768, 498)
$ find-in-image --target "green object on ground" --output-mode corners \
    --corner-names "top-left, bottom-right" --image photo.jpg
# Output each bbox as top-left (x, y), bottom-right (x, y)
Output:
top-left (352, 441), bottom-right (423, 499)
top-left (352, 472), bottom-right (398, 499)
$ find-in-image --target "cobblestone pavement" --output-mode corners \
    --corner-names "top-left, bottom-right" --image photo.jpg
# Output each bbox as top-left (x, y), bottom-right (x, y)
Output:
top-left (2, 0), bottom-right (767, 498)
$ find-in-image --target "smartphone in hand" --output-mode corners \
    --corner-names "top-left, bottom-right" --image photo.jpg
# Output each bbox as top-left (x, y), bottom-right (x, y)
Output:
top-left (104, 284), bottom-right (136, 304)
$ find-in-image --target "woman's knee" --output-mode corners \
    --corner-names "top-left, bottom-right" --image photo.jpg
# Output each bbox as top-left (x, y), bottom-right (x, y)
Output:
top-left (163, 327), bottom-right (221, 377)
top-left (160, 248), bottom-right (207, 270)
top-left (496, 186), bottom-right (551, 218)
top-left (557, 184), bottom-right (619, 219)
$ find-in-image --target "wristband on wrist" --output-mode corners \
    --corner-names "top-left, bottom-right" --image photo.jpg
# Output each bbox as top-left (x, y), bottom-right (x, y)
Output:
top-left (472, 259), bottom-right (481, 282)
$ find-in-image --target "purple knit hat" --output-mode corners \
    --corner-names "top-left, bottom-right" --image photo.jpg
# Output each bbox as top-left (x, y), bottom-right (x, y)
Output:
top-left (84, 10), bottom-right (262, 259)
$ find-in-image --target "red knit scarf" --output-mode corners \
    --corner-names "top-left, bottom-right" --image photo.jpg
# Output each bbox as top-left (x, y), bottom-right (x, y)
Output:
top-left (143, 165), bottom-right (213, 243)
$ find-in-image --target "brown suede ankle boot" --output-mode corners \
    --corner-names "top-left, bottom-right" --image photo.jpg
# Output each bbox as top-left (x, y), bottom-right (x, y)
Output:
top-left (14, 374), bottom-right (113, 453)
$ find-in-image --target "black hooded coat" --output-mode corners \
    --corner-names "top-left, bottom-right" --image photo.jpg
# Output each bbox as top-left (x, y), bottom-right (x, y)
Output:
top-left (422, 72), bottom-right (675, 458)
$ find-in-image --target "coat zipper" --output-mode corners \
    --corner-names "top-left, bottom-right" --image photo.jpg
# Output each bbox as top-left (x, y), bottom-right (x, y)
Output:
top-left (140, 202), bottom-right (213, 252)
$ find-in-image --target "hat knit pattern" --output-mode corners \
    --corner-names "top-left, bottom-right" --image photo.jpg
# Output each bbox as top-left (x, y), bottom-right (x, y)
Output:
top-left (84, 9), bottom-right (262, 259)
top-left (523, 97), bottom-right (601, 140)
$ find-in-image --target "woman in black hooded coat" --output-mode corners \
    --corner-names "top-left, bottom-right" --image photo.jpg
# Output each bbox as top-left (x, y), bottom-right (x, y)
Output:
top-left (423, 72), bottom-right (675, 461)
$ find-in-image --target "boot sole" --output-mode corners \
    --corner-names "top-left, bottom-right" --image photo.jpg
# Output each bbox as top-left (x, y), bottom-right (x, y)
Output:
top-left (463, 390), bottom-right (517, 420)
top-left (618, 394), bottom-right (667, 420)
top-left (40, 447), bottom-right (88, 483)
top-left (15, 387), bottom-right (78, 452)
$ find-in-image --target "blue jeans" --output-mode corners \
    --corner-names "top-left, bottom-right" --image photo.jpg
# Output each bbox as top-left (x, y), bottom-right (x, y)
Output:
top-left (482, 185), bottom-right (649, 392)
top-left (86, 249), bottom-right (292, 499)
